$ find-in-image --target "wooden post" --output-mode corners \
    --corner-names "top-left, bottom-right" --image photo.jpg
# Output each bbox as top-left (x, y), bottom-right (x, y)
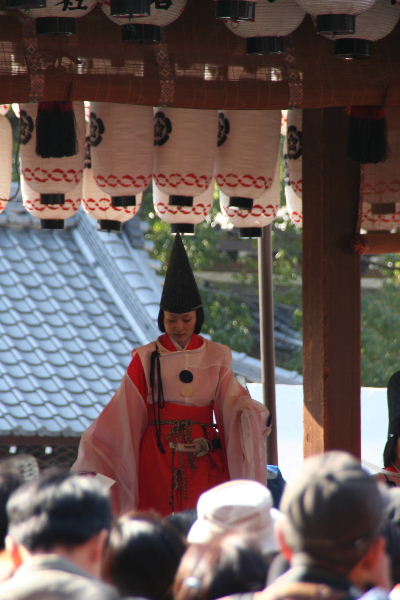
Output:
top-left (302, 108), bottom-right (361, 457)
top-left (258, 226), bottom-right (278, 465)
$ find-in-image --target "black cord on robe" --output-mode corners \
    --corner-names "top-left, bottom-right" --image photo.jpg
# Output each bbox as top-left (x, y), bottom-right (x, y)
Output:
top-left (150, 347), bottom-right (166, 453)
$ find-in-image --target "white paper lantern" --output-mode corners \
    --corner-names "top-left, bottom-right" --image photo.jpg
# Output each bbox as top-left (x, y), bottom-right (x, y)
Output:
top-left (101, 0), bottom-right (187, 42)
top-left (296, 0), bottom-right (378, 34)
top-left (153, 181), bottom-right (214, 234)
top-left (90, 102), bottom-right (153, 209)
top-left (215, 0), bottom-right (256, 22)
top-left (19, 102), bottom-right (86, 228)
top-left (21, 177), bottom-right (81, 228)
top-left (215, 109), bottom-right (281, 210)
top-left (323, 0), bottom-right (400, 59)
top-left (153, 107), bottom-right (217, 203)
top-left (284, 109), bottom-right (303, 228)
top-left (360, 107), bottom-right (400, 232)
top-left (0, 115), bottom-right (13, 216)
top-left (82, 133), bottom-right (142, 232)
top-left (0, 105), bottom-right (10, 116)
top-left (224, 0), bottom-right (305, 55)
top-left (219, 152), bottom-right (281, 238)
top-left (360, 203), bottom-right (400, 232)
top-left (20, 0), bottom-right (98, 35)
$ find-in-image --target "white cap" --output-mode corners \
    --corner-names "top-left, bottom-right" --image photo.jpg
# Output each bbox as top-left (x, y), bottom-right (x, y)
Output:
top-left (187, 479), bottom-right (280, 555)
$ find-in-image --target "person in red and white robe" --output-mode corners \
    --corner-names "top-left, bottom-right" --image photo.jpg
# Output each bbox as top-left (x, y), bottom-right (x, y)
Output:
top-left (72, 234), bottom-right (269, 516)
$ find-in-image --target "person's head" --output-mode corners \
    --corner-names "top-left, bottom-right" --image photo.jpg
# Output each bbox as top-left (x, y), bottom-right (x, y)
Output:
top-left (6, 469), bottom-right (113, 576)
top-left (173, 533), bottom-right (268, 600)
top-left (158, 233), bottom-right (204, 337)
top-left (381, 486), bottom-right (400, 584)
top-left (277, 451), bottom-right (386, 580)
top-left (165, 508), bottom-right (197, 539)
top-left (187, 479), bottom-right (280, 559)
top-left (0, 468), bottom-right (25, 551)
top-left (161, 310), bottom-right (198, 347)
top-left (102, 510), bottom-right (186, 600)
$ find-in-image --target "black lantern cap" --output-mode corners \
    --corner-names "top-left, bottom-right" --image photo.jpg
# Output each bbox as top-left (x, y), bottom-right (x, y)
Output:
top-left (36, 17), bottom-right (76, 35)
top-left (170, 195), bottom-right (193, 207)
top-left (110, 0), bottom-right (150, 16)
top-left (98, 220), bottom-right (122, 232)
top-left (112, 195), bottom-right (136, 207)
top-left (239, 227), bottom-right (262, 238)
top-left (229, 196), bottom-right (253, 209)
top-left (316, 14), bottom-right (355, 35)
top-left (335, 38), bottom-right (372, 60)
top-left (160, 232), bottom-right (202, 313)
top-left (215, 1), bottom-right (256, 21)
top-left (246, 36), bottom-right (284, 56)
top-left (171, 224), bottom-right (195, 234)
top-left (5, 0), bottom-right (45, 7)
top-left (121, 23), bottom-right (161, 43)
top-left (40, 193), bottom-right (65, 205)
top-left (40, 219), bottom-right (64, 230)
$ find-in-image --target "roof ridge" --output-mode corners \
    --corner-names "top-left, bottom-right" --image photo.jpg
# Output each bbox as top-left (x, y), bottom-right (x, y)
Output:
top-left (73, 216), bottom-right (159, 344)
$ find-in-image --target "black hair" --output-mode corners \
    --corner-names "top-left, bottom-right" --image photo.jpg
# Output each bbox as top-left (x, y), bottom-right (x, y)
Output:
top-left (0, 469), bottom-right (24, 550)
top-left (165, 508), bottom-right (197, 539)
top-left (102, 511), bottom-right (186, 600)
top-left (157, 307), bottom-right (204, 335)
top-left (6, 469), bottom-right (113, 551)
top-left (384, 435), bottom-right (398, 468)
top-left (173, 533), bottom-right (268, 600)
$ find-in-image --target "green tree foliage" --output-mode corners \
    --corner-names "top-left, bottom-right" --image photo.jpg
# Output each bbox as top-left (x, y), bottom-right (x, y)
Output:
top-left (361, 255), bottom-right (400, 387)
top-left (361, 283), bottom-right (400, 387)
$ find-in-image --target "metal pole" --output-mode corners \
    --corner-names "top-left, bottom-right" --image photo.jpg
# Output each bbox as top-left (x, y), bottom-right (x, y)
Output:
top-left (257, 225), bottom-right (278, 465)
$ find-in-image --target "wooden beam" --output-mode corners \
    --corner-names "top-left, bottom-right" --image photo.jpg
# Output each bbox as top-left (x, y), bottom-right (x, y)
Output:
top-left (354, 233), bottom-right (400, 255)
top-left (302, 107), bottom-right (361, 458)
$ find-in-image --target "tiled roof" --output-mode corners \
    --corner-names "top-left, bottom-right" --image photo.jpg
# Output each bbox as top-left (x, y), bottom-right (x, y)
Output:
top-left (0, 189), bottom-right (301, 439)
top-left (0, 189), bottom-right (161, 437)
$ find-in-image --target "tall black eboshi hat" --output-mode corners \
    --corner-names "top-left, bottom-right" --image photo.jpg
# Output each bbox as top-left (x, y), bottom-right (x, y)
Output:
top-left (158, 233), bottom-right (203, 333)
top-left (383, 370), bottom-right (400, 466)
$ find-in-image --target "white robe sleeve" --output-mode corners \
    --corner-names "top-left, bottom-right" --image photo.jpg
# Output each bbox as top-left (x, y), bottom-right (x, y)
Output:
top-left (213, 344), bottom-right (269, 485)
top-left (71, 372), bottom-right (148, 516)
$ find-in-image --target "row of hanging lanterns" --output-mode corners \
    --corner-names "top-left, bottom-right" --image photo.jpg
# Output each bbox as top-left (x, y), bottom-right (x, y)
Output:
top-left (0, 102), bottom-right (285, 237)
top-left (223, 0), bottom-right (400, 58)
top-left (5, 0), bottom-right (400, 58)
top-left (9, 101), bottom-right (399, 236)
top-left (7, 0), bottom-right (188, 40)
top-left (282, 106), bottom-right (400, 233)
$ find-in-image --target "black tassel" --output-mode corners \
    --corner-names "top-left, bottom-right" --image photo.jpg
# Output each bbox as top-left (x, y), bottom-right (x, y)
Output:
top-left (36, 101), bottom-right (78, 158)
top-left (347, 106), bottom-right (388, 164)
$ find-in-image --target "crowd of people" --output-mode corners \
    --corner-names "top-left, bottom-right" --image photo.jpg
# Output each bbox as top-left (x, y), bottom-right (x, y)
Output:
top-left (0, 449), bottom-right (399, 600)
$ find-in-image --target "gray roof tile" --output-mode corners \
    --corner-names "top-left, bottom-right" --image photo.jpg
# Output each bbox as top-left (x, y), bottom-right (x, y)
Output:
top-left (7, 362), bottom-right (29, 378)
top-left (29, 286), bottom-right (50, 303)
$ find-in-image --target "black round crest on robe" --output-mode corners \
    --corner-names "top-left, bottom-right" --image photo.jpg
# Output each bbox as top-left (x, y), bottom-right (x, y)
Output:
top-left (179, 370), bottom-right (193, 383)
